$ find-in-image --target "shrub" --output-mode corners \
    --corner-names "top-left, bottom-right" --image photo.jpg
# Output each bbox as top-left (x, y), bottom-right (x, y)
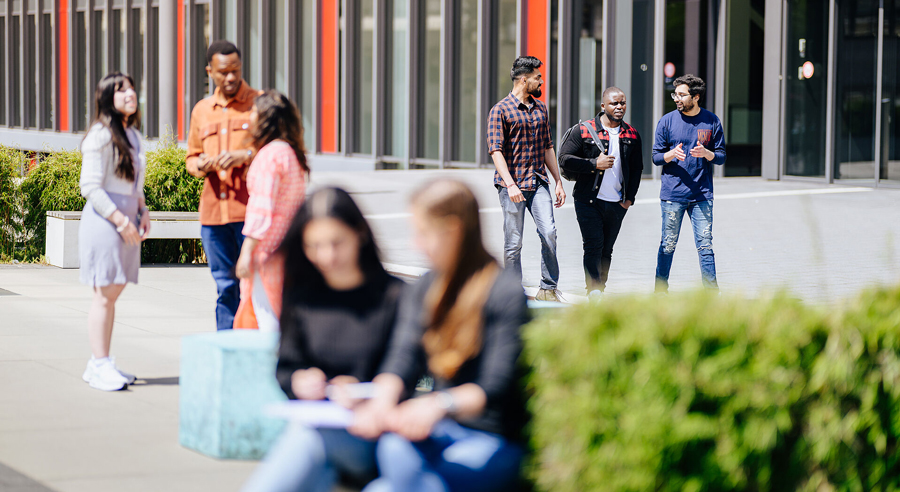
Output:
top-left (0, 146), bottom-right (26, 259)
top-left (19, 149), bottom-right (85, 259)
top-left (523, 288), bottom-right (900, 492)
top-left (142, 135), bottom-right (205, 264)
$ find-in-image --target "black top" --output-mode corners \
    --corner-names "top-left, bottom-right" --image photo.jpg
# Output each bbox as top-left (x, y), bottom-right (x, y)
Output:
top-left (558, 115), bottom-right (644, 204)
top-left (276, 272), bottom-right (405, 399)
top-left (379, 267), bottom-right (530, 441)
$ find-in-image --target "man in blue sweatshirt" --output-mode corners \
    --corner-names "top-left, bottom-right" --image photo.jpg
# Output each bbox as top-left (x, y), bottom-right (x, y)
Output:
top-left (651, 74), bottom-right (726, 292)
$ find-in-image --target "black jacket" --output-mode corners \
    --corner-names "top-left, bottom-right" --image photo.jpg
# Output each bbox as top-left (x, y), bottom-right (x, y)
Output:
top-left (558, 115), bottom-right (644, 204)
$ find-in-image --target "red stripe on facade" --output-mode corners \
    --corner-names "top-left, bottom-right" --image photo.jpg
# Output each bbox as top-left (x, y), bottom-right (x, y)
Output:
top-left (320, 1), bottom-right (339, 153)
top-left (525, 0), bottom-right (549, 105)
top-left (177, 0), bottom-right (185, 138)
top-left (58, 1), bottom-right (69, 131)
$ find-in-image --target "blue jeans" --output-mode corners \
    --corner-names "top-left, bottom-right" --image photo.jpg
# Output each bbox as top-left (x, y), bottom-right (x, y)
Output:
top-left (498, 183), bottom-right (559, 290)
top-left (200, 222), bottom-right (245, 331)
top-left (655, 200), bottom-right (718, 291)
top-left (241, 425), bottom-right (377, 492)
top-left (363, 420), bottom-right (524, 492)
top-left (574, 199), bottom-right (628, 291)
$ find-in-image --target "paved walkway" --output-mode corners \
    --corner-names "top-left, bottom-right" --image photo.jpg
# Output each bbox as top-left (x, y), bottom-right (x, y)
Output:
top-left (0, 173), bottom-right (898, 491)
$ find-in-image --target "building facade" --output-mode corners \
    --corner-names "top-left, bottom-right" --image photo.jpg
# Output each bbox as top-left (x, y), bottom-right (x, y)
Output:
top-left (0, 0), bottom-right (897, 186)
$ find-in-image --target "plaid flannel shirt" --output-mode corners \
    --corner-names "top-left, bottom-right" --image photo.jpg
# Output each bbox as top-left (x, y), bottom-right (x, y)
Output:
top-left (487, 93), bottom-right (553, 191)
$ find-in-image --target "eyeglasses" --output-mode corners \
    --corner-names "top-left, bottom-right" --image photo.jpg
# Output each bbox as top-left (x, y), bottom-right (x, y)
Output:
top-left (670, 92), bottom-right (691, 101)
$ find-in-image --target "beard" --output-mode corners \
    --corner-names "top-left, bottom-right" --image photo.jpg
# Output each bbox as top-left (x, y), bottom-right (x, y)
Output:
top-left (529, 87), bottom-right (542, 99)
top-left (606, 110), bottom-right (624, 122)
top-left (678, 99), bottom-right (695, 113)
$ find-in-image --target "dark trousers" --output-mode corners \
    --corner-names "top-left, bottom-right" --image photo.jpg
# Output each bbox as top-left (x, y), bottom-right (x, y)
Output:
top-left (574, 199), bottom-right (628, 291)
top-left (200, 222), bottom-right (245, 331)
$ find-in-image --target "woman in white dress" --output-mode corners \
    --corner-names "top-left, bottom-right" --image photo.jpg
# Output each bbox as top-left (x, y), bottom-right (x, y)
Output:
top-left (78, 72), bottom-right (150, 391)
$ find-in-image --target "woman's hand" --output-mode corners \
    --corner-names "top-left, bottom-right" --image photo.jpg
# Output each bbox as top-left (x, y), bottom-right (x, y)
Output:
top-left (349, 398), bottom-right (392, 440)
top-left (385, 395), bottom-right (447, 443)
top-left (138, 209), bottom-right (151, 240)
top-left (327, 375), bottom-right (361, 409)
top-left (110, 210), bottom-right (141, 246)
top-left (291, 368), bottom-right (327, 400)
top-left (235, 238), bottom-right (259, 280)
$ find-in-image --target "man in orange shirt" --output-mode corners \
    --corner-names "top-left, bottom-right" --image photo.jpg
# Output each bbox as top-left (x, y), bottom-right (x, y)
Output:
top-left (186, 40), bottom-right (258, 331)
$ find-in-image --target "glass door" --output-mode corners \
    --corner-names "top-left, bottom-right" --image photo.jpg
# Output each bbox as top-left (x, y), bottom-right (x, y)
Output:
top-left (880, 0), bottom-right (900, 183)
top-left (833, 0), bottom-right (878, 182)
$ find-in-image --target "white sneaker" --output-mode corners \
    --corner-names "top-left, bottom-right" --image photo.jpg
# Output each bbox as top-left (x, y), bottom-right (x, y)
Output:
top-left (588, 290), bottom-right (603, 302)
top-left (109, 356), bottom-right (137, 384)
top-left (85, 358), bottom-right (128, 391)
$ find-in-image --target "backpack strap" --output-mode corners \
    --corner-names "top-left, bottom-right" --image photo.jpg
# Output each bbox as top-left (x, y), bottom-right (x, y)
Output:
top-left (580, 121), bottom-right (607, 154)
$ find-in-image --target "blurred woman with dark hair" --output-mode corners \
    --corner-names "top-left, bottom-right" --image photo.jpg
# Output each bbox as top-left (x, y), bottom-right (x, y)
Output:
top-left (353, 179), bottom-right (529, 492)
top-left (79, 72), bottom-right (149, 392)
top-left (241, 187), bottom-right (404, 492)
top-left (234, 90), bottom-right (308, 331)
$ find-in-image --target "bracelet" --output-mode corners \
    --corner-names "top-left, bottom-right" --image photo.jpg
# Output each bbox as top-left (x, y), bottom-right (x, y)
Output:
top-left (116, 216), bottom-right (130, 233)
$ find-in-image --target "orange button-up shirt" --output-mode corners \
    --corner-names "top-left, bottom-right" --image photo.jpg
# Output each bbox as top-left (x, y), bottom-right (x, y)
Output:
top-left (186, 80), bottom-right (260, 226)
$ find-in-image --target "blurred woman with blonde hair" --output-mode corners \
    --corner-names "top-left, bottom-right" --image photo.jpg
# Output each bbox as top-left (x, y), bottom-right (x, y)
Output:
top-left (353, 179), bottom-right (529, 492)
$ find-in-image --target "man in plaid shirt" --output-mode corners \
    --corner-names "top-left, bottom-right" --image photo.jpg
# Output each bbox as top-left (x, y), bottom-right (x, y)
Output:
top-left (487, 56), bottom-right (566, 302)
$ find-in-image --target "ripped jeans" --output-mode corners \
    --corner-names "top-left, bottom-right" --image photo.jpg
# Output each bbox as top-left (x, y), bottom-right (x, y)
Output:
top-left (654, 199), bottom-right (718, 292)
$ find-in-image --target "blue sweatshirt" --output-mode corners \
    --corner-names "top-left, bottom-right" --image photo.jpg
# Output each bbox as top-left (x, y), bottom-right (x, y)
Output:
top-left (651, 108), bottom-right (726, 203)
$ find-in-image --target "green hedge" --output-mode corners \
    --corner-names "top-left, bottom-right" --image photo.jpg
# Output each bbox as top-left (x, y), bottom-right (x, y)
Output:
top-left (524, 288), bottom-right (900, 492)
top-left (141, 135), bottom-right (205, 264)
top-left (2, 138), bottom-right (205, 263)
top-left (0, 146), bottom-right (26, 260)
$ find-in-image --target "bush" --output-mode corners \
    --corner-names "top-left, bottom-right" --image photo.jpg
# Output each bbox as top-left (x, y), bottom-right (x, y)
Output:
top-left (141, 136), bottom-right (205, 264)
top-left (19, 149), bottom-right (85, 259)
top-left (0, 146), bottom-right (26, 259)
top-left (523, 288), bottom-right (900, 492)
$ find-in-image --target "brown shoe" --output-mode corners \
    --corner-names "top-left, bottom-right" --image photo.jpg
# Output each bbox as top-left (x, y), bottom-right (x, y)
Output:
top-left (535, 288), bottom-right (565, 303)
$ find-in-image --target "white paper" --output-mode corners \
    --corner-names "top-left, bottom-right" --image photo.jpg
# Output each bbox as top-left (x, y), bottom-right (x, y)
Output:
top-left (325, 382), bottom-right (377, 400)
top-left (263, 400), bottom-right (355, 428)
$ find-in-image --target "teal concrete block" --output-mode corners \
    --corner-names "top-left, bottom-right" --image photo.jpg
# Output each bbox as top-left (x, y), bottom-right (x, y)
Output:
top-left (179, 331), bottom-right (287, 460)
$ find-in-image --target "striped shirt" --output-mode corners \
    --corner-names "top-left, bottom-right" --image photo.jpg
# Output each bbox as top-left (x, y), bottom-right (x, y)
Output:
top-left (487, 93), bottom-right (553, 191)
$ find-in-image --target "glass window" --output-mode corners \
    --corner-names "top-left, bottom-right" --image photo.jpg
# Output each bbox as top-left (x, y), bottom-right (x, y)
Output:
top-left (9, 15), bottom-right (20, 127)
top-left (224, 0), bottom-right (237, 43)
top-left (24, 13), bottom-right (36, 128)
top-left (352, 0), bottom-right (374, 154)
top-left (0, 16), bottom-right (5, 126)
top-left (880, 0), bottom-right (900, 182)
top-left (632, 0), bottom-right (655, 175)
top-left (417, 0), bottom-right (441, 160)
top-left (274, 0), bottom-right (286, 92)
top-left (452, 0), bottom-right (477, 162)
top-left (496, 0), bottom-right (516, 102)
top-left (576, 2), bottom-right (603, 120)
top-left (75, 11), bottom-right (87, 130)
top-left (132, 7), bottom-right (143, 130)
top-left (190, 3), bottom-right (211, 106)
top-left (40, 12), bottom-right (52, 128)
top-left (300, 0), bottom-right (315, 152)
top-left (94, 9), bottom-right (107, 83)
top-left (385, 0), bottom-right (406, 157)
top-left (834, 0), bottom-right (878, 180)
top-left (248, 0), bottom-right (259, 88)
top-left (784, 0), bottom-right (828, 177)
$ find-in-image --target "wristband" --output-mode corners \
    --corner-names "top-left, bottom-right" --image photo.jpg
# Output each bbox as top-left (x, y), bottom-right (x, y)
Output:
top-left (434, 391), bottom-right (458, 414)
top-left (116, 216), bottom-right (130, 233)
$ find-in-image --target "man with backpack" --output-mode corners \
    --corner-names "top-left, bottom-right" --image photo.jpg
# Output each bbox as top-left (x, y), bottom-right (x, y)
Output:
top-left (558, 87), bottom-right (644, 299)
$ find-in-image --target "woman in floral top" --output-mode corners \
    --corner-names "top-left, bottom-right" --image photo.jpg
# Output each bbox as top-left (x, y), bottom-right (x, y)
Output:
top-left (235, 90), bottom-right (309, 331)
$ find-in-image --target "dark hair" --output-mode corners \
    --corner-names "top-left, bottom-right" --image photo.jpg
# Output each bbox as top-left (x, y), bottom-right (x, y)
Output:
top-left (673, 74), bottom-right (706, 101)
top-left (510, 56), bottom-right (543, 82)
top-left (207, 40), bottom-right (241, 65)
top-left (411, 179), bottom-right (498, 379)
top-left (278, 187), bottom-right (386, 305)
top-left (250, 90), bottom-right (309, 174)
top-left (89, 72), bottom-right (140, 181)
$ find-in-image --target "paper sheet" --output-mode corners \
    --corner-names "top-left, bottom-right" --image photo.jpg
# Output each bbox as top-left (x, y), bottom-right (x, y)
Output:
top-left (263, 400), bottom-right (355, 428)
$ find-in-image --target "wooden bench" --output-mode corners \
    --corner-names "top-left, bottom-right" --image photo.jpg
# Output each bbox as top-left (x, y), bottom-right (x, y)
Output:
top-left (45, 210), bottom-right (201, 268)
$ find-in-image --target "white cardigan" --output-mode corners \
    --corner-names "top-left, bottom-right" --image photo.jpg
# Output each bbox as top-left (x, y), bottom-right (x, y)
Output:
top-left (79, 123), bottom-right (146, 218)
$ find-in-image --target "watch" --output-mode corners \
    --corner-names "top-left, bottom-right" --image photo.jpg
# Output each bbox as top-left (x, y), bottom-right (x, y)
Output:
top-left (434, 391), bottom-right (458, 414)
